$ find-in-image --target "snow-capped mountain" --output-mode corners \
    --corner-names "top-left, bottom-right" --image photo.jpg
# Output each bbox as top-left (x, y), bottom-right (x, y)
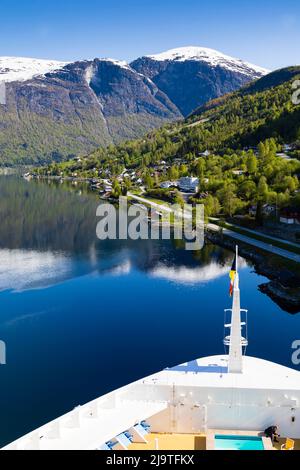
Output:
top-left (0, 57), bottom-right (68, 82)
top-left (131, 46), bottom-right (269, 116)
top-left (0, 57), bottom-right (180, 165)
top-left (0, 47), bottom-right (271, 165)
top-left (145, 46), bottom-right (269, 76)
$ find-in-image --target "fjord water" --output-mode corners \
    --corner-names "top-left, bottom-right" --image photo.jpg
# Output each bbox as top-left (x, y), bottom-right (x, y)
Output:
top-left (0, 176), bottom-right (299, 447)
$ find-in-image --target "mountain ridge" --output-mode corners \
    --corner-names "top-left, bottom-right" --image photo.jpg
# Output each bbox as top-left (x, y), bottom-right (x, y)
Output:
top-left (130, 47), bottom-right (267, 116)
top-left (0, 47), bottom-right (269, 83)
top-left (144, 46), bottom-right (269, 75)
top-left (0, 47), bottom-right (269, 166)
top-left (0, 57), bottom-right (68, 83)
top-left (42, 65), bottom-right (300, 176)
top-left (36, 65), bottom-right (300, 232)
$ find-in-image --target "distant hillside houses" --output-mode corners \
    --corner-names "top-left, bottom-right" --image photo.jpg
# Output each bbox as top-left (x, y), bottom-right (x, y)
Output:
top-left (248, 205), bottom-right (300, 225)
top-left (244, 144), bottom-right (293, 158)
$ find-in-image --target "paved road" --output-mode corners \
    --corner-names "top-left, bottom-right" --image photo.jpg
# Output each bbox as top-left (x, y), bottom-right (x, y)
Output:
top-left (185, 118), bottom-right (210, 128)
top-left (128, 193), bottom-right (174, 213)
top-left (128, 193), bottom-right (192, 219)
top-left (214, 220), bottom-right (300, 250)
top-left (207, 223), bottom-right (300, 263)
top-left (128, 198), bottom-right (300, 262)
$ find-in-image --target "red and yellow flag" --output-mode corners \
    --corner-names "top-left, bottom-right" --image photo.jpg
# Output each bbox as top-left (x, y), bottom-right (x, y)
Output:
top-left (229, 255), bottom-right (237, 296)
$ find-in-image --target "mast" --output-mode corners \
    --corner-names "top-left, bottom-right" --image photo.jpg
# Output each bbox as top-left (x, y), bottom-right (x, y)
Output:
top-left (228, 245), bottom-right (243, 374)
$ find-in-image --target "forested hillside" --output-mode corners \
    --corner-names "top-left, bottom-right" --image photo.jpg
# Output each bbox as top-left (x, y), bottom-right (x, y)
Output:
top-left (38, 67), bottom-right (300, 220)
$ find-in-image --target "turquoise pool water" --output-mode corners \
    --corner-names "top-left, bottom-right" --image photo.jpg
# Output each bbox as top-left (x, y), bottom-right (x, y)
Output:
top-left (215, 435), bottom-right (264, 451)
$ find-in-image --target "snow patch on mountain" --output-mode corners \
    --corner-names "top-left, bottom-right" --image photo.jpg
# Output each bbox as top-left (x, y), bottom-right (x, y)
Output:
top-left (97, 58), bottom-right (130, 70)
top-left (0, 57), bottom-right (68, 82)
top-left (85, 64), bottom-right (94, 85)
top-left (146, 46), bottom-right (269, 77)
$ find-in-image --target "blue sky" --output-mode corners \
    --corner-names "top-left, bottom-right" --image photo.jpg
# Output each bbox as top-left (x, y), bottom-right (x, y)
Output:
top-left (0, 0), bottom-right (299, 70)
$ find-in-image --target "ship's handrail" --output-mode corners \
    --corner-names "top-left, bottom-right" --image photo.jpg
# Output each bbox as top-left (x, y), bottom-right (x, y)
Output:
top-left (3, 378), bottom-right (167, 450)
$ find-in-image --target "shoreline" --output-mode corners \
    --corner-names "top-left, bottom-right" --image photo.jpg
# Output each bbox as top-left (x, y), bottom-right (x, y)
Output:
top-left (26, 174), bottom-right (300, 313)
top-left (206, 229), bottom-right (300, 313)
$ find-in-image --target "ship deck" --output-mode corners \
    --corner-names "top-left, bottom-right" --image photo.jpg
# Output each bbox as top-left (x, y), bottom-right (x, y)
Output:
top-left (147, 355), bottom-right (300, 390)
top-left (129, 433), bottom-right (300, 451)
top-left (3, 355), bottom-right (300, 450)
top-left (129, 433), bottom-right (206, 450)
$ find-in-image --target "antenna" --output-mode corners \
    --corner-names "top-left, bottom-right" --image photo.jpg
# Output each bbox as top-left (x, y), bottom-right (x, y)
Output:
top-left (224, 245), bottom-right (248, 374)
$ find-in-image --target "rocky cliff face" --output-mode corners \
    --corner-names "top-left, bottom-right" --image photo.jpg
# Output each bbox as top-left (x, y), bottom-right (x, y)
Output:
top-left (0, 59), bottom-right (180, 165)
top-left (131, 47), bottom-right (268, 116)
top-left (0, 48), bottom-right (268, 165)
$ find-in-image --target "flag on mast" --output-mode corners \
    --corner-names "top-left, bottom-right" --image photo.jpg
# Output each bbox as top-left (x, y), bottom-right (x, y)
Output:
top-left (229, 254), bottom-right (237, 296)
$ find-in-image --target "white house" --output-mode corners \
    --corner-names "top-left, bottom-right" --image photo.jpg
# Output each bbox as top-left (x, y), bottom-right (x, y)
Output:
top-left (277, 152), bottom-right (293, 161)
top-left (280, 215), bottom-right (296, 225)
top-left (280, 209), bottom-right (300, 225)
top-left (232, 170), bottom-right (244, 176)
top-left (178, 177), bottom-right (199, 193)
top-left (249, 204), bottom-right (276, 217)
top-left (160, 181), bottom-right (175, 189)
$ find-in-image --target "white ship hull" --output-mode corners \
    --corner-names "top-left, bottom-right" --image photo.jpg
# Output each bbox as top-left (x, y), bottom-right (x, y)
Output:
top-left (3, 354), bottom-right (300, 450)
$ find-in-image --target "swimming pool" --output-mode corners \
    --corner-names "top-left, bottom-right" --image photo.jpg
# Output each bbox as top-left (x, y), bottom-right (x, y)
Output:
top-left (215, 435), bottom-right (264, 451)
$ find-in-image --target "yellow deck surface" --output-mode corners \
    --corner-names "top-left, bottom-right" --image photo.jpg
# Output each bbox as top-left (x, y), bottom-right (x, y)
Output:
top-left (273, 438), bottom-right (300, 451)
top-left (129, 433), bottom-right (206, 451)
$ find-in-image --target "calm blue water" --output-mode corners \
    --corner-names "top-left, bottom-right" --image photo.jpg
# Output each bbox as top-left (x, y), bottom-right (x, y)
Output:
top-left (215, 435), bottom-right (264, 451)
top-left (0, 176), bottom-right (299, 447)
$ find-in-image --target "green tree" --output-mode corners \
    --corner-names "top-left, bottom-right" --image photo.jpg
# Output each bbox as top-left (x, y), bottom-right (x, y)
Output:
top-left (168, 166), bottom-right (179, 180)
top-left (257, 176), bottom-right (269, 202)
top-left (144, 173), bottom-right (154, 189)
top-left (246, 154), bottom-right (257, 174)
top-left (196, 159), bottom-right (205, 180)
top-left (112, 179), bottom-right (122, 198)
top-left (239, 180), bottom-right (256, 200)
top-left (217, 185), bottom-right (243, 217)
top-left (204, 195), bottom-right (221, 218)
top-left (258, 142), bottom-right (266, 159)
